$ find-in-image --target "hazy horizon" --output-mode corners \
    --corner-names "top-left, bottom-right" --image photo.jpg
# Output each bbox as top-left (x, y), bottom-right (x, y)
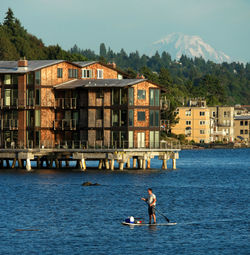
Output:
top-left (1, 0), bottom-right (250, 62)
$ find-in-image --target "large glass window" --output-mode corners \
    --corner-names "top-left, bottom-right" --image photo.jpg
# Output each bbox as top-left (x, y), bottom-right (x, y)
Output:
top-left (96, 109), bottom-right (103, 120)
top-left (112, 89), bottom-right (120, 105)
top-left (68, 69), bottom-right (78, 78)
top-left (96, 130), bottom-right (103, 140)
top-left (112, 110), bottom-right (119, 126)
top-left (120, 110), bottom-right (127, 126)
top-left (27, 88), bottom-right (34, 106)
top-left (121, 89), bottom-right (128, 105)
top-left (35, 71), bottom-right (41, 85)
top-left (35, 89), bottom-right (40, 105)
top-left (150, 110), bottom-right (160, 126)
top-left (4, 75), bottom-right (11, 85)
top-left (149, 89), bottom-right (160, 106)
top-left (4, 89), bottom-right (11, 106)
top-left (27, 111), bottom-right (34, 127)
top-left (27, 73), bottom-right (34, 85)
top-left (129, 110), bottom-right (134, 126)
top-left (137, 90), bottom-right (146, 100)
top-left (137, 111), bottom-right (145, 121)
top-left (128, 87), bottom-right (134, 105)
top-left (35, 110), bottom-right (40, 127)
top-left (128, 131), bottom-right (133, 148)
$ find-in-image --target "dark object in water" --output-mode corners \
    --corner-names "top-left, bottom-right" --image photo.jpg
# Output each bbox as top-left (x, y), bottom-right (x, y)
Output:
top-left (82, 182), bottom-right (100, 186)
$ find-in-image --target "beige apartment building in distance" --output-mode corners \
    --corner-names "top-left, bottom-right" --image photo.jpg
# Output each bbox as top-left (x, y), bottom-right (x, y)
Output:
top-left (209, 106), bottom-right (234, 142)
top-left (234, 116), bottom-right (250, 143)
top-left (171, 104), bottom-right (210, 143)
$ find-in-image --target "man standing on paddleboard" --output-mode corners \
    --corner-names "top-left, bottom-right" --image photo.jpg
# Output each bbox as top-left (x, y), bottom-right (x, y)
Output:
top-left (141, 188), bottom-right (157, 224)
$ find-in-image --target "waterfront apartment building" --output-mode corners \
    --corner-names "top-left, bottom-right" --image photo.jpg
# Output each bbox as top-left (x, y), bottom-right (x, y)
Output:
top-left (0, 59), bottom-right (163, 149)
top-left (209, 106), bottom-right (234, 142)
top-left (171, 105), bottom-right (210, 143)
top-left (234, 115), bottom-right (250, 143)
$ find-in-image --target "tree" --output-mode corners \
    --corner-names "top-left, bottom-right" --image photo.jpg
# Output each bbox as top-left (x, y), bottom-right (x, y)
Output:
top-left (3, 8), bottom-right (15, 28)
top-left (99, 43), bottom-right (107, 58)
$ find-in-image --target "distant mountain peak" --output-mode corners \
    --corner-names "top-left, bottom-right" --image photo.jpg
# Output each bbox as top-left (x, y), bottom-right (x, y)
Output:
top-left (150, 33), bottom-right (231, 63)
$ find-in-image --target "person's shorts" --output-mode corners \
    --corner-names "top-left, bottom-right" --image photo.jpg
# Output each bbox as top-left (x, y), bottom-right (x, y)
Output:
top-left (148, 206), bottom-right (156, 215)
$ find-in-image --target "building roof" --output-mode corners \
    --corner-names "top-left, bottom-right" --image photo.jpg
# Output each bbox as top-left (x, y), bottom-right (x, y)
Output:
top-left (0, 60), bottom-right (66, 73)
top-left (234, 115), bottom-right (250, 120)
top-left (73, 61), bottom-right (98, 67)
top-left (54, 79), bottom-right (146, 90)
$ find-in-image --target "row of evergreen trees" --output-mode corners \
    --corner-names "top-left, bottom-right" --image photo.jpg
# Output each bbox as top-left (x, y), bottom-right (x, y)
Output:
top-left (0, 8), bottom-right (249, 107)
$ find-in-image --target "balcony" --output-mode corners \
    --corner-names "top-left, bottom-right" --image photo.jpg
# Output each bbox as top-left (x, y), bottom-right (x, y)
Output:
top-left (53, 119), bottom-right (77, 130)
top-left (1, 98), bottom-right (18, 109)
top-left (1, 119), bottom-right (18, 130)
top-left (55, 98), bottom-right (77, 109)
top-left (26, 98), bottom-right (35, 109)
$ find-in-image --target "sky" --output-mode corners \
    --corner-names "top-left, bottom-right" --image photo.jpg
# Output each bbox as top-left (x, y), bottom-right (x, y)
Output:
top-left (1, 0), bottom-right (250, 62)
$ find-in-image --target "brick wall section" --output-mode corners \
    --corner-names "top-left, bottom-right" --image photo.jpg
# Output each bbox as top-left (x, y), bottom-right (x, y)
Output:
top-left (104, 90), bottom-right (111, 106)
top-left (88, 109), bottom-right (95, 127)
top-left (41, 130), bottom-right (54, 146)
top-left (104, 109), bottom-right (111, 127)
top-left (81, 63), bottom-right (119, 79)
top-left (41, 109), bottom-right (54, 129)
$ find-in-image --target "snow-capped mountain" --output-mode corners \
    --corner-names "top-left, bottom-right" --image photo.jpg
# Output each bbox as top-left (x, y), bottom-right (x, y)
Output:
top-left (149, 33), bottom-right (231, 63)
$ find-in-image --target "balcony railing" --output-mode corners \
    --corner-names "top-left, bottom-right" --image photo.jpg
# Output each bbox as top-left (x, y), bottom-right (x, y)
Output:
top-left (0, 140), bottom-right (181, 150)
top-left (1, 98), bottom-right (18, 108)
top-left (0, 119), bottom-right (18, 130)
top-left (26, 98), bottom-right (35, 108)
top-left (55, 98), bottom-right (77, 109)
top-left (53, 119), bottom-right (77, 130)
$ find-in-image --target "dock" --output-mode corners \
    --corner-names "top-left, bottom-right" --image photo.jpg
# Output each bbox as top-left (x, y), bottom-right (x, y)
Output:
top-left (0, 142), bottom-right (181, 171)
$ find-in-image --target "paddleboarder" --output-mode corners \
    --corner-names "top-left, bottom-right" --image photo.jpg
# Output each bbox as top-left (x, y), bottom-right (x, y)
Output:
top-left (141, 188), bottom-right (157, 224)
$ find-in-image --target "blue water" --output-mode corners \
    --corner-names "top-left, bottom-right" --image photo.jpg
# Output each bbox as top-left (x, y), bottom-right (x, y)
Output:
top-left (0, 149), bottom-right (249, 255)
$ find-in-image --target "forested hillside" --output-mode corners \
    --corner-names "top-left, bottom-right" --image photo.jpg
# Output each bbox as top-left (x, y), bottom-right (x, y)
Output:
top-left (70, 43), bottom-right (250, 106)
top-left (0, 8), bottom-right (249, 106)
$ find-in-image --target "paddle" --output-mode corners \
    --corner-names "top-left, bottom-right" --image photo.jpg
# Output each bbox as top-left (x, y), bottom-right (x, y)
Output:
top-left (143, 200), bottom-right (170, 223)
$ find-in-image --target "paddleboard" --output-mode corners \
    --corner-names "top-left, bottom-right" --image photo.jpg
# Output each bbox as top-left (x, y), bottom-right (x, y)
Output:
top-left (122, 222), bottom-right (177, 226)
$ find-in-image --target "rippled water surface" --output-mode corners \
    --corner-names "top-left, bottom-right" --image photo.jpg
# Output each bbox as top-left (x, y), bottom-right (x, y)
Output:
top-left (0, 149), bottom-right (249, 255)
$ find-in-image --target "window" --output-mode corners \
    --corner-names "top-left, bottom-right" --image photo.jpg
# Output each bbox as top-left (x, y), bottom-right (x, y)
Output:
top-left (200, 111), bottom-right (205, 116)
top-left (96, 130), bottom-right (103, 140)
top-left (137, 111), bottom-right (145, 121)
top-left (112, 110), bottom-right (119, 126)
top-left (149, 89), bottom-right (160, 106)
top-left (200, 121), bottom-right (205, 125)
top-left (4, 74), bottom-right (11, 85)
top-left (129, 110), bottom-right (134, 126)
top-left (186, 121), bottom-right (191, 125)
top-left (200, 130), bottom-right (205, 134)
top-left (35, 71), bottom-right (41, 85)
top-left (68, 69), bottom-right (78, 78)
top-left (120, 110), bottom-right (127, 126)
top-left (150, 131), bottom-right (160, 148)
top-left (4, 89), bottom-right (11, 106)
top-left (150, 110), bottom-right (159, 126)
top-left (97, 69), bottom-right (103, 79)
top-left (138, 90), bottom-right (146, 100)
top-left (27, 73), bottom-right (34, 85)
top-left (82, 69), bottom-right (92, 78)
top-left (35, 110), bottom-right (40, 127)
top-left (96, 89), bottom-right (104, 98)
top-left (200, 139), bottom-right (205, 143)
top-left (128, 131), bottom-right (133, 148)
top-left (35, 89), bottom-right (40, 105)
top-left (240, 121), bottom-right (243, 126)
top-left (245, 121), bottom-right (248, 126)
top-left (240, 130), bottom-right (243, 135)
top-left (245, 130), bottom-right (248, 134)
top-left (118, 74), bottom-right (123, 80)
top-left (112, 89), bottom-right (120, 105)
top-left (128, 88), bottom-right (134, 105)
top-left (212, 112), bottom-right (216, 117)
top-left (121, 89), bottom-right (127, 105)
top-left (185, 110), bottom-right (191, 116)
top-left (96, 109), bottom-right (103, 120)
top-left (57, 68), bottom-right (63, 78)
